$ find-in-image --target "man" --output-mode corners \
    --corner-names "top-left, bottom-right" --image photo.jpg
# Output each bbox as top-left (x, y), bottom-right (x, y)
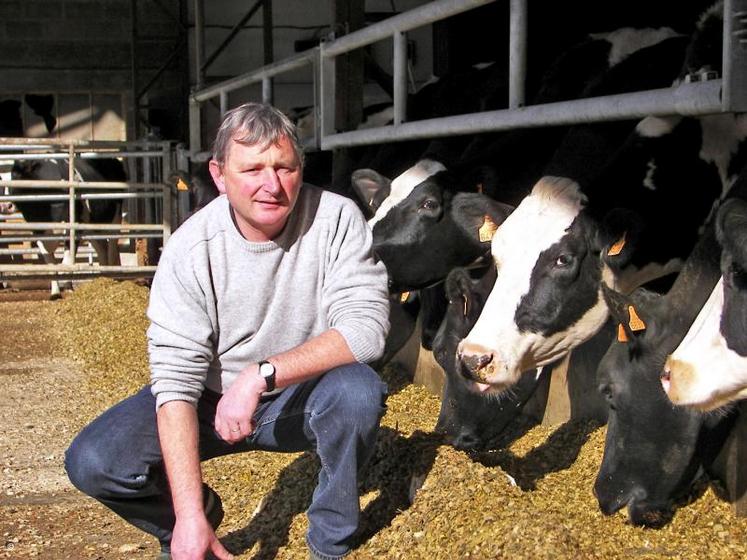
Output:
top-left (65, 103), bottom-right (391, 560)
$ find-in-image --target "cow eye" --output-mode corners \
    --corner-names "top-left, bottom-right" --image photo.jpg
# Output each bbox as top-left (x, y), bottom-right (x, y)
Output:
top-left (555, 254), bottom-right (573, 267)
top-left (419, 198), bottom-right (438, 210)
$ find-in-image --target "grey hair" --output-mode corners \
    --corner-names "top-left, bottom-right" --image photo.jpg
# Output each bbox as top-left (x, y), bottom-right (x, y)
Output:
top-left (211, 102), bottom-right (304, 167)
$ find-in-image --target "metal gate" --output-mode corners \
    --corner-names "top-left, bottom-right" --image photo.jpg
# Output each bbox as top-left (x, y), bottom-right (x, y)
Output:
top-left (0, 137), bottom-right (181, 284)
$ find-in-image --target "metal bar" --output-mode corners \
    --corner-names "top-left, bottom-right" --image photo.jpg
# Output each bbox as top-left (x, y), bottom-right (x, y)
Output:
top-left (194, 0), bottom-right (206, 89)
top-left (0, 180), bottom-right (161, 190)
top-left (202, 0), bottom-right (264, 72)
top-left (723, 0), bottom-right (747, 111)
top-left (0, 233), bottom-right (164, 243)
top-left (137, 34), bottom-right (187, 102)
top-left (192, 49), bottom-right (317, 102)
top-left (263, 0), bottom-right (274, 104)
top-left (130, 0), bottom-right (140, 139)
top-left (189, 98), bottom-right (202, 154)
top-left (0, 193), bottom-right (161, 202)
top-left (0, 264), bottom-right (158, 280)
top-left (393, 31), bottom-right (408, 124)
top-left (220, 91), bottom-right (228, 116)
top-left (509, 0), bottom-right (527, 108)
top-left (1, 222), bottom-right (165, 231)
top-left (322, 0), bottom-right (495, 57)
top-left (320, 80), bottom-right (724, 149)
top-left (0, 151), bottom-right (167, 160)
top-left (67, 144), bottom-right (77, 267)
top-left (319, 42), bottom-right (336, 139)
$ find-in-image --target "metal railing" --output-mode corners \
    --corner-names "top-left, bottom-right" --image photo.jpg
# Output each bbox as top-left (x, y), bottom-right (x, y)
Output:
top-left (0, 138), bottom-right (180, 282)
top-left (187, 0), bottom-right (747, 157)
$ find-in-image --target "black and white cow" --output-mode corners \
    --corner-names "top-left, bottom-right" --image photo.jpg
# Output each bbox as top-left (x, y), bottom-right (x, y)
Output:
top-left (593, 213), bottom-right (739, 526)
top-left (7, 157), bottom-right (126, 298)
top-left (457, 5), bottom-right (744, 394)
top-left (663, 192), bottom-right (747, 410)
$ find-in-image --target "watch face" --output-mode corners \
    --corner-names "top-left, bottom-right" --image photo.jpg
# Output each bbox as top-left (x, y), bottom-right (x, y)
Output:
top-left (260, 361), bottom-right (275, 376)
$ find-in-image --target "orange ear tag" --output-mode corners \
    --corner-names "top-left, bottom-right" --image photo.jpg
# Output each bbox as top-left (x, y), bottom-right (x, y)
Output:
top-left (607, 233), bottom-right (626, 256)
top-left (399, 291), bottom-right (410, 303)
top-left (176, 178), bottom-right (189, 191)
top-left (617, 324), bottom-right (629, 343)
top-left (627, 305), bottom-right (646, 331)
top-left (479, 215), bottom-right (498, 242)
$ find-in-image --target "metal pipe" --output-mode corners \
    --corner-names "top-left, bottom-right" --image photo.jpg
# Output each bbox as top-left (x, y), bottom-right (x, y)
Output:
top-left (0, 222), bottom-right (165, 231)
top-left (194, 0), bottom-right (206, 90)
top-left (322, 0), bottom-right (495, 57)
top-left (393, 31), bottom-right (408, 124)
top-left (0, 192), bottom-right (161, 202)
top-left (723, 0), bottom-right (747, 112)
top-left (0, 151), bottom-right (167, 160)
top-left (67, 144), bottom-right (77, 267)
top-left (321, 80), bottom-right (723, 149)
top-left (189, 98), bottom-right (202, 154)
top-left (509, 0), bottom-right (527, 108)
top-left (201, 0), bottom-right (264, 72)
top-left (263, 0), bottom-right (274, 104)
top-left (0, 180), bottom-right (162, 190)
top-left (192, 50), bottom-right (316, 102)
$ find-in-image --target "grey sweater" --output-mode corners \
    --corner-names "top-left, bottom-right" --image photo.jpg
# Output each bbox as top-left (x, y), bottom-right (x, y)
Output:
top-left (147, 184), bottom-right (390, 409)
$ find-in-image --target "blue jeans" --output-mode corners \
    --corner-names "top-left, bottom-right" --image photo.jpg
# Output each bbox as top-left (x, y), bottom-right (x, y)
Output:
top-left (64, 364), bottom-right (388, 560)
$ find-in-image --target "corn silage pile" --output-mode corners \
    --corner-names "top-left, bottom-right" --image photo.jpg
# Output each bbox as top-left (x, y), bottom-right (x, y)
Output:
top-left (48, 278), bottom-right (747, 559)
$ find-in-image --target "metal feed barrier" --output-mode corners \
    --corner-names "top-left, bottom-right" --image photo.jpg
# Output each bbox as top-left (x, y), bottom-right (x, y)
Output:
top-left (0, 137), bottom-right (182, 284)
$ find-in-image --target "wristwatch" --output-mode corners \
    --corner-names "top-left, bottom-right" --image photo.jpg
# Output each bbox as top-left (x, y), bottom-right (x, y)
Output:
top-left (258, 360), bottom-right (276, 392)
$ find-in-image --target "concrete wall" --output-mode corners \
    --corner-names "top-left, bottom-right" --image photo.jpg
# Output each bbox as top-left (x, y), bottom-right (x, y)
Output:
top-left (0, 0), bottom-right (186, 140)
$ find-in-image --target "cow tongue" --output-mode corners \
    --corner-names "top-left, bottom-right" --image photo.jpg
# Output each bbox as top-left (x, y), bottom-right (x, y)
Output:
top-left (476, 382), bottom-right (492, 393)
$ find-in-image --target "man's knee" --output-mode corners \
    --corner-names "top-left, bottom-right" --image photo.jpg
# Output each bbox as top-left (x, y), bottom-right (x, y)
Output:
top-left (64, 430), bottom-right (112, 498)
top-left (322, 364), bottom-right (388, 427)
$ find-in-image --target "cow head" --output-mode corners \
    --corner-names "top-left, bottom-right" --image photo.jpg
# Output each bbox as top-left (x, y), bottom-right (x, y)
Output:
top-left (664, 197), bottom-right (747, 410)
top-left (366, 162), bottom-right (513, 293)
top-left (432, 265), bottom-right (542, 450)
top-left (456, 176), bottom-right (634, 393)
top-left (594, 285), bottom-right (736, 527)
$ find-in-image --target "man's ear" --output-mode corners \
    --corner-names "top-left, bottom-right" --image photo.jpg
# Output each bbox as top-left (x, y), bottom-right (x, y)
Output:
top-left (208, 159), bottom-right (226, 194)
top-left (595, 208), bottom-right (644, 271)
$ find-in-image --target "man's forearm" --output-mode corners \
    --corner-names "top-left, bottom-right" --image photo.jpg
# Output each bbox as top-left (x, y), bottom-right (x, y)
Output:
top-left (269, 328), bottom-right (356, 389)
top-left (157, 400), bottom-right (205, 520)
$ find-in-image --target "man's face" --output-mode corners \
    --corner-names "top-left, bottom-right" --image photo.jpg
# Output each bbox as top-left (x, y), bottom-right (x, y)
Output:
top-left (209, 135), bottom-right (303, 242)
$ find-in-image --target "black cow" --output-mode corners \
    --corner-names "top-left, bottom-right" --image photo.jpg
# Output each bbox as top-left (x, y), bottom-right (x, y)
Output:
top-left (593, 159), bottom-right (747, 527)
top-left (8, 157), bottom-right (126, 298)
top-left (432, 265), bottom-right (544, 449)
top-left (458, 5), bottom-right (742, 393)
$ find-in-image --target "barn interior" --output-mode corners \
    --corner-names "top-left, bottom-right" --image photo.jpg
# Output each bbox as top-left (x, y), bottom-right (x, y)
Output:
top-left (2, 1), bottom-right (747, 558)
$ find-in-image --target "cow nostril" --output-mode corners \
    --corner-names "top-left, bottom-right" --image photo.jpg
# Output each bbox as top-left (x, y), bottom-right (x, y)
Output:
top-left (660, 366), bottom-right (671, 382)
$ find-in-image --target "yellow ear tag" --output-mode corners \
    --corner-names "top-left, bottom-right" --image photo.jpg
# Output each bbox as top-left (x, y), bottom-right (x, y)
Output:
top-left (607, 232), bottom-right (626, 256)
top-left (176, 178), bottom-right (189, 191)
top-left (399, 291), bottom-right (410, 303)
top-left (627, 305), bottom-right (646, 331)
top-left (462, 294), bottom-right (469, 317)
top-left (617, 323), bottom-right (629, 343)
top-left (479, 215), bottom-right (498, 243)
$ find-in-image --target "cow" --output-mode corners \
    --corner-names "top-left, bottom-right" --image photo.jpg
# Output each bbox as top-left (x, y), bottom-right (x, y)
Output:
top-left (593, 217), bottom-right (739, 526)
top-left (457, 4), bottom-right (743, 394)
top-left (662, 193), bottom-right (747, 410)
top-left (432, 264), bottom-right (545, 449)
top-left (7, 157), bottom-right (127, 298)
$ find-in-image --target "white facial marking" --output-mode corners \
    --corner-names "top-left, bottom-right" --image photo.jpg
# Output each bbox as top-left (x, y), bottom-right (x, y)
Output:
top-left (643, 159), bottom-right (657, 191)
top-left (636, 115), bottom-right (682, 138)
top-left (368, 159), bottom-right (446, 227)
top-left (590, 27), bottom-right (680, 67)
top-left (459, 176), bottom-right (590, 384)
top-left (699, 114), bottom-right (747, 195)
top-left (667, 277), bottom-right (747, 410)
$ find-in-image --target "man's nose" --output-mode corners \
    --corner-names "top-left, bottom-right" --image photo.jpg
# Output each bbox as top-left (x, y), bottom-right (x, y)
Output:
top-left (262, 169), bottom-right (282, 194)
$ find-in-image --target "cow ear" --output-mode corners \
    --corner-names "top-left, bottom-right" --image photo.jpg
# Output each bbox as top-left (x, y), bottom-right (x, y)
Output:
top-left (351, 168), bottom-right (391, 216)
top-left (596, 208), bottom-right (643, 271)
top-left (602, 285), bottom-right (650, 352)
top-left (716, 198), bottom-right (747, 271)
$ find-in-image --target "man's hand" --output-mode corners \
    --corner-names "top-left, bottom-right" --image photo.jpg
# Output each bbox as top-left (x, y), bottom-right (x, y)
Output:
top-left (170, 513), bottom-right (233, 560)
top-left (214, 364), bottom-right (266, 443)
